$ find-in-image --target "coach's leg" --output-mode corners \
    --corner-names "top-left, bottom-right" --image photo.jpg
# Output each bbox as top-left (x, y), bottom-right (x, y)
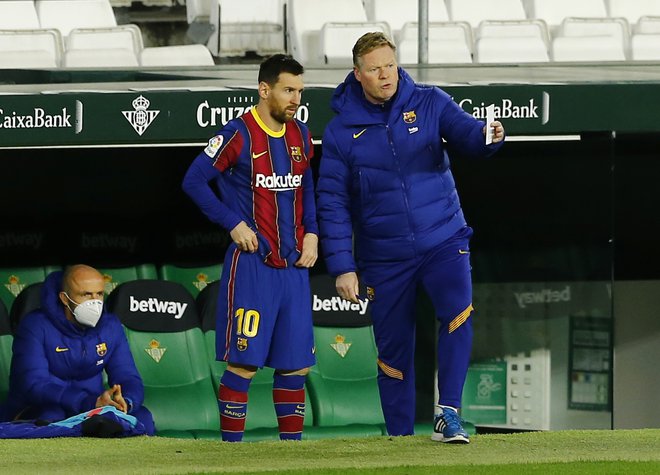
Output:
top-left (273, 367), bottom-right (309, 441)
top-left (421, 228), bottom-right (474, 410)
top-left (218, 363), bottom-right (257, 442)
top-left (363, 260), bottom-right (419, 436)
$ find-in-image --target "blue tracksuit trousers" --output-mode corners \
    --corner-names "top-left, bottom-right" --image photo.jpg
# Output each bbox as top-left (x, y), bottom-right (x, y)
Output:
top-left (361, 226), bottom-right (474, 436)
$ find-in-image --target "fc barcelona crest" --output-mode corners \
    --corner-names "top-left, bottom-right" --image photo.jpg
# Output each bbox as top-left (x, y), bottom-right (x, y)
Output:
top-left (237, 337), bottom-right (248, 351)
top-left (366, 286), bottom-right (375, 301)
top-left (96, 342), bottom-right (107, 357)
top-left (331, 334), bottom-right (352, 358)
top-left (290, 145), bottom-right (303, 162)
top-left (403, 110), bottom-right (417, 124)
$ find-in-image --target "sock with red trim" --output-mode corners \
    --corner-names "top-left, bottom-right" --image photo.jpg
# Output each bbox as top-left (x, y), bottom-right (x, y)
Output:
top-left (272, 373), bottom-right (306, 441)
top-left (218, 371), bottom-right (251, 442)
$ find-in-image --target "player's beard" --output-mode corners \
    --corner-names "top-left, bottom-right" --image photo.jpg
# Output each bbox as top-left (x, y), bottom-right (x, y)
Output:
top-left (272, 104), bottom-right (298, 124)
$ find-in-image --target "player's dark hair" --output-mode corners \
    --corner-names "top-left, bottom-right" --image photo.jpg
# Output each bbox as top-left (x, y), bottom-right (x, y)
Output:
top-left (258, 54), bottom-right (304, 86)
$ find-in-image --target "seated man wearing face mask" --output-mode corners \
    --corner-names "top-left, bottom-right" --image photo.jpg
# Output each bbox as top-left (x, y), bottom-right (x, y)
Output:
top-left (0, 264), bottom-right (155, 434)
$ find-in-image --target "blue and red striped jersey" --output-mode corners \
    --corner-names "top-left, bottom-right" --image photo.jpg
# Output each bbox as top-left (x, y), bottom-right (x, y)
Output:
top-left (183, 107), bottom-right (318, 268)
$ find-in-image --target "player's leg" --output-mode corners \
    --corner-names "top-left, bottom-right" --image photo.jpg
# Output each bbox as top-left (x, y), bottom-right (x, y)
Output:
top-left (266, 266), bottom-right (315, 441)
top-left (420, 226), bottom-right (474, 443)
top-left (215, 247), bottom-right (278, 441)
top-left (131, 406), bottom-right (156, 436)
top-left (362, 260), bottom-right (419, 436)
top-left (272, 368), bottom-right (309, 441)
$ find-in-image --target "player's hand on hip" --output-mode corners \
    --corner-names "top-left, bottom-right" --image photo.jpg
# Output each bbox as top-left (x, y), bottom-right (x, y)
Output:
top-left (230, 221), bottom-right (259, 253)
top-left (295, 233), bottom-right (318, 268)
top-left (336, 272), bottom-right (360, 304)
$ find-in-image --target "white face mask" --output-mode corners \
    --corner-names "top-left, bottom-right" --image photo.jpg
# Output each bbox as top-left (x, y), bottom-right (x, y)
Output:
top-left (64, 293), bottom-right (104, 327)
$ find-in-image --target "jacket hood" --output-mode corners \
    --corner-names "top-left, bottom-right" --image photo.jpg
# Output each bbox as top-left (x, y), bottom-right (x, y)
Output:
top-left (41, 270), bottom-right (105, 337)
top-left (330, 67), bottom-right (416, 126)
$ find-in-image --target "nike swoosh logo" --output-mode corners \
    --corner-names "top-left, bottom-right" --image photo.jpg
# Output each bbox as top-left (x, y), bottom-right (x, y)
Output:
top-left (458, 250), bottom-right (470, 255)
top-left (353, 129), bottom-right (367, 139)
top-left (55, 346), bottom-right (69, 352)
top-left (252, 150), bottom-right (268, 159)
top-left (225, 404), bottom-right (244, 410)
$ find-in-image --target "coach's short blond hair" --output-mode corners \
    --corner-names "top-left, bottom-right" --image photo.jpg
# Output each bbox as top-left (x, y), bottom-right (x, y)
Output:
top-left (352, 31), bottom-right (396, 67)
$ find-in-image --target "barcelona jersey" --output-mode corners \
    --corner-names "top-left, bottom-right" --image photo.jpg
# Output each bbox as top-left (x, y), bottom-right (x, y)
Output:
top-left (183, 107), bottom-right (318, 268)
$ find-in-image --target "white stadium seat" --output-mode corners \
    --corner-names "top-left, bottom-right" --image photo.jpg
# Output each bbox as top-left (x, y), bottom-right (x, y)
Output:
top-left (475, 35), bottom-right (550, 63)
top-left (523, 0), bottom-right (608, 33)
top-left (0, 28), bottom-right (64, 69)
top-left (631, 33), bottom-right (660, 60)
top-left (363, 0), bottom-right (449, 42)
top-left (477, 19), bottom-right (551, 48)
top-left (551, 35), bottom-right (626, 62)
top-left (558, 17), bottom-right (630, 58)
top-left (66, 25), bottom-right (144, 56)
top-left (606, 0), bottom-right (660, 27)
top-left (287, 0), bottom-right (369, 65)
top-left (320, 22), bottom-right (391, 66)
top-left (63, 49), bottom-right (139, 68)
top-left (635, 16), bottom-right (660, 34)
top-left (140, 44), bottom-right (215, 66)
top-left (0, 1), bottom-right (40, 30)
top-left (447, 0), bottom-right (527, 29)
top-left (397, 21), bottom-right (473, 64)
top-left (35, 0), bottom-right (117, 38)
top-left (209, 0), bottom-right (285, 57)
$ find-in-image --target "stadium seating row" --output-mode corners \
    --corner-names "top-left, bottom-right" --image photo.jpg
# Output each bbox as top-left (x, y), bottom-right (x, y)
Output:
top-left (187, 0), bottom-right (660, 64)
top-left (4, 0), bottom-right (660, 68)
top-left (0, 267), bottom-right (390, 440)
top-left (0, 0), bottom-right (214, 68)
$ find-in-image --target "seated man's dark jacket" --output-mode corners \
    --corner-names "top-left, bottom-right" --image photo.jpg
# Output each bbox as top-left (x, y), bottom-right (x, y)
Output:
top-left (0, 271), bottom-right (145, 422)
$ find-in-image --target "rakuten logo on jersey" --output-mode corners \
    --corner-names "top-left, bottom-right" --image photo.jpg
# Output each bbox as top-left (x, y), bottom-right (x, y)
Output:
top-left (129, 296), bottom-right (188, 319)
top-left (254, 173), bottom-right (302, 191)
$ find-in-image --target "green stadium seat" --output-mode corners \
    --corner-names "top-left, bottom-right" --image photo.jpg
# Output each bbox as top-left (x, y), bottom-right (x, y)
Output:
top-left (196, 281), bottom-right (314, 442)
top-left (9, 282), bottom-right (43, 334)
top-left (0, 266), bottom-right (55, 314)
top-left (106, 279), bottom-right (219, 439)
top-left (307, 325), bottom-right (386, 437)
top-left (158, 262), bottom-right (222, 298)
top-left (0, 299), bottom-right (12, 404)
top-left (97, 264), bottom-right (158, 296)
top-left (304, 274), bottom-right (386, 437)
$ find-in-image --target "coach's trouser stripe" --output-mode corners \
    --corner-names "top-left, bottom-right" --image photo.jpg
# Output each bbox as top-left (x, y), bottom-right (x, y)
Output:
top-left (377, 359), bottom-right (404, 380)
top-left (448, 304), bottom-right (473, 334)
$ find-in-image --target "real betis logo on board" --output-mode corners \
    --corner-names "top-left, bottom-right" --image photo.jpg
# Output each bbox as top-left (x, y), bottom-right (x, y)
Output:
top-left (122, 95), bottom-right (160, 136)
top-left (145, 339), bottom-right (167, 363)
top-left (331, 334), bottom-right (352, 358)
top-left (4, 275), bottom-right (25, 297)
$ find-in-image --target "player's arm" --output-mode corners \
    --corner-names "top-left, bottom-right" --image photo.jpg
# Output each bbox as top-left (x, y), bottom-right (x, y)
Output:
top-left (181, 131), bottom-right (244, 232)
top-left (12, 318), bottom-right (96, 413)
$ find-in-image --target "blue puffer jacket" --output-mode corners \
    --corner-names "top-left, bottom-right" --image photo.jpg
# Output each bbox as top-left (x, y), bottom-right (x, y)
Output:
top-left (317, 68), bottom-right (504, 276)
top-left (0, 271), bottom-right (145, 421)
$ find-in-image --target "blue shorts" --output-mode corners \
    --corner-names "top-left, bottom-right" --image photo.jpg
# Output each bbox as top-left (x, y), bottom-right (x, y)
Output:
top-left (215, 245), bottom-right (316, 370)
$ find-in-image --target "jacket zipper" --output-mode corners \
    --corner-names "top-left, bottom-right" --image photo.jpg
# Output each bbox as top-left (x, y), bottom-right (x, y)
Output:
top-left (386, 124), bottom-right (416, 254)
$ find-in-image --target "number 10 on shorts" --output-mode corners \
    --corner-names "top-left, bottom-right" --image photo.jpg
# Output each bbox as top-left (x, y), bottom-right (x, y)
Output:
top-left (235, 308), bottom-right (260, 337)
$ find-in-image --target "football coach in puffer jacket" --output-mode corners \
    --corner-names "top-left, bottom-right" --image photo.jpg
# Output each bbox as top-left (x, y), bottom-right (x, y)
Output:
top-left (316, 32), bottom-right (505, 443)
top-left (0, 264), bottom-right (155, 435)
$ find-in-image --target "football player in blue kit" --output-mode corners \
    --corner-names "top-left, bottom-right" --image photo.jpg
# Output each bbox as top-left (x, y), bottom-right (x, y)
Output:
top-left (316, 32), bottom-right (505, 443)
top-left (182, 54), bottom-right (318, 442)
